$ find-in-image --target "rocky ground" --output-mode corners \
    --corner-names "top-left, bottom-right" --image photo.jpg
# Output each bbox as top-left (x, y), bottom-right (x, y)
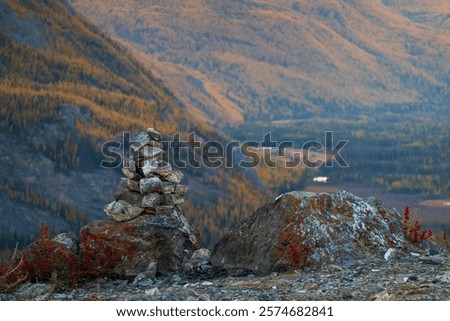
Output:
top-left (2, 248), bottom-right (449, 301)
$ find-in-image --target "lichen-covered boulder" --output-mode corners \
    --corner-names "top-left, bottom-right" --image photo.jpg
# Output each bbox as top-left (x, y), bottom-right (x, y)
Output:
top-left (212, 191), bottom-right (405, 274)
top-left (80, 209), bottom-right (201, 276)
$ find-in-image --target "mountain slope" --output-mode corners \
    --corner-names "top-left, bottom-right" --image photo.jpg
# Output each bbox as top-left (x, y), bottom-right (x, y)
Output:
top-left (71, 0), bottom-right (449, 123)
top-left (0, 0), bottom-right (305, 253)
top-left (0, 0), bottom-right (195, 248)
top-left (1, 0), bottom-right (277, 250)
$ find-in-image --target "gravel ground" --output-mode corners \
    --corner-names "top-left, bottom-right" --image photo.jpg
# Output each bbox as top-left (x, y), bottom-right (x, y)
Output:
top-left (2, 251), bottom-right (449, 301)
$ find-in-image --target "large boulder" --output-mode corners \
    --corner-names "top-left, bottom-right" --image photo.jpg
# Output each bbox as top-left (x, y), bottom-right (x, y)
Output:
top-left (80, 209), bottom-right (201, 277)
top-left (21, 233), bottom-right (78, 286)
top-left (211, 191), bottom-right (405, 274)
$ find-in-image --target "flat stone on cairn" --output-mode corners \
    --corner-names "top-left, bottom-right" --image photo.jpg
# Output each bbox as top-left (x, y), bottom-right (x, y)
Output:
top-left (105, 128), bottom-right (187, 222)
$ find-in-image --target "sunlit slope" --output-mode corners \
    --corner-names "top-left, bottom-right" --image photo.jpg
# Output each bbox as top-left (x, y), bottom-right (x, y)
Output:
top-left (71, 0), bottom-right (449, 124)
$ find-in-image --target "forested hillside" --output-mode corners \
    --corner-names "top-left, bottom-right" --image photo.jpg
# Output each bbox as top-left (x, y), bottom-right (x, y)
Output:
top-left (0, 0), bottom-right (301, 253)
top-left (71, 0), bottom-right (450, 123)
top-left (71, 0), bottom-right (450, 197)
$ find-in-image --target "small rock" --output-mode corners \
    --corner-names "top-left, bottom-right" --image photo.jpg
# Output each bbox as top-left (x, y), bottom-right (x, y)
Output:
top-left (189, 248), bottom-right (211, 268)
top-left (52, 233), bottom-right (78, 252)
top-left (202, 281), bottom-right (214, 286)
top-left (122, 168), bottom-right (141, 180)
top-left (403, 275), bottom-right (418, 283)
top-left (133, 273), bottom-right (154, 287)
top-left (125, 178), bottom-right (141, 192)
top-left (156, 205), bottom-right (174, 215)
top-left (328, 264), bottom-right (343, 272)
top-left (159, 171), bottom-right (183, 184)
top-left (147, 128), bottom-right (162, 141)
top-left (276, 279), bottom-right (290, 284)
top-left (258, 293), bottom-right (270, 301)
top-left (161, 181), bottom-right (176, 194)
top-left (145, 287), bottom-right (160, 296)
top-left (171, 275), bottom-right (182, 283)
top-left (384, 248), bottom-right (396, 261)
top-left (141, 193), bottom-right (163, 208)
top-left (419, 255), bottom-right (446, 265)
top-left (52, 293), bottom-right (68, 300)
top-left (418, 240), bottom-right (443, 256)
top-left (140, 177), bottom-right (163, 194)
top-left (142, 159), bottom-right (159, 177)
top-left (374, 290), bottom-right (393, 301)
top-left (146, 262), bottom-right (157, 279)
top-left (115, 190), bottom-right (143, 204)
top-left (154, 161), bottom-right (172, 174)
top-left (104, 200), bottom-right (144, 222)
top-left (175, 185), bottom-right (188, 195)
top-left (171, 194), bottom-right (185, 205)
top-left (131, 131), bottom-right (151, 151)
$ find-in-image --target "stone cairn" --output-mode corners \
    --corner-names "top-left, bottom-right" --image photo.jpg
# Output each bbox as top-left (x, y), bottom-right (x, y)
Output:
top-left (104, 128), bottom-right (187, 222)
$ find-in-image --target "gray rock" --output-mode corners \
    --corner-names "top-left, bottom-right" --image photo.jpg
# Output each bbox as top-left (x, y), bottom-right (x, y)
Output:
top-left (141, 193), bottom-right (163, 208)
top-left (142, 158), bottom-right (159, 177)
top-left (104, 200), bottom-right (144, 222)
top-left (161, 194), bottom-right (175, 206)
top-left (172, 194), bottom-right (185, 205)
top-left (419, 255), bottom-right (446, 265)
top-left (157, 205), bottom-right (175, 215)
top-left (171, 275), bottom-right (182, 283)
top-left (147, 128), bottom-right (162, 141)
top-left (145, 287), bottom-right (160, 296)
top-left (122, 167), bottom-right (141, 180)
top-left (128, 158), bottom-right (137, 172)
top-left (154, 161), bottom-right (172, 174)
top-left (175, 185), bottom-right (188, 195)
top-left (190, 248), bottom-right (211, 268)
top-left (115, 190), bottom-right (143, 205)
top-left (125, 178), bottom-right (141, 192)
top-left (130, 131), bottom-right (151, 151)
top-left (140, 177), bottom-right (163, 194)
top-left (146, 262), bottom-right (157, 279)
top-left (159, 171), bottom-right (183, 184)
top-left (53, 293), bottom-right (69, 300)
top-left (133, 273), bottom-right (154, 287)
top-left (52, 233), bottom-right (78, 253)
top-left (161, 181), bottom-right (176, 194)
top-left (258, 293), bottom-right (271, 300)
top-left (418, 240), bottom-right (443, 256)
top-left (384, 248), bottom-right (397, 261)
top-left (212, 191), bottom-right (405, 274)
top-left (80, 214), bottom-right (200, 276)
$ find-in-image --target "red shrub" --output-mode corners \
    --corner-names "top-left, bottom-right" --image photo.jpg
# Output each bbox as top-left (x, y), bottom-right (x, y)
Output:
top-left (403, 207), bottom-right (433, 243)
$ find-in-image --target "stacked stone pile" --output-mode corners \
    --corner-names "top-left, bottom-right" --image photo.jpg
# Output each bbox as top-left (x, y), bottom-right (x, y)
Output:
top-left (105, 128), bottom-right (187, 222)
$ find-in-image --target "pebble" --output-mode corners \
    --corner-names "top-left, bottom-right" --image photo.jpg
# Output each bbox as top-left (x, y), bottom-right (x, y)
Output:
top-left (145, 287), bottom-right (160, 296)
top-left (384, 248), bottom-right (397, 261)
